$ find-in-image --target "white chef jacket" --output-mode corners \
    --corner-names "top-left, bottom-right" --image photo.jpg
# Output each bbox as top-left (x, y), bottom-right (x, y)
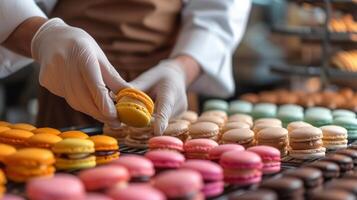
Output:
top-left (0, 0), bottom-right (251, 97)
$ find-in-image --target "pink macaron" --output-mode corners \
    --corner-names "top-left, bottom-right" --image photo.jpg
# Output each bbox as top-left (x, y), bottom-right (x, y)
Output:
top-left (184, 139), bottom-right (218, 159)
top-left (181, 160), bottom-right (224, 198)
top-left (86, 193), bottom-right (113, 200)
top-left (153, 169), bottom-right (204, 200)
top-left (247, 145), bottom-right (281, 174)
top-left (2, 195), bottom-right (25, 200)
top-left (79, 165), bottom-right (130, 191)
top-left (111, 155), bottom-right (155, 182)
top-left (148, 136), bottom-right (183, 152)
top-left (145, 150), bottom-right (185, 171)
top-left (107, 184), bottom-right (165, 200)
top-left (208, 144), bottom-right (245, 162)
top-left (27, 174), bottom-right (86, 200)
top-left (220, 150), bottom-right (263, 186)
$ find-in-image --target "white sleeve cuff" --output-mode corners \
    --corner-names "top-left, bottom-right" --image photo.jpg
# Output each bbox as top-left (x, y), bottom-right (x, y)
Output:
top-left (0, 46), bottom-right (33, 78)
top-left (170, 29), bottom-right (234, 97)
top-left (0, 0), bottom-right (47, 43)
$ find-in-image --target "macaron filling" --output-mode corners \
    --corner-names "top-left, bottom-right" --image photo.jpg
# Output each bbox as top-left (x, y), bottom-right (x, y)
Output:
top-left (95, 150), bottom-right (118, 157)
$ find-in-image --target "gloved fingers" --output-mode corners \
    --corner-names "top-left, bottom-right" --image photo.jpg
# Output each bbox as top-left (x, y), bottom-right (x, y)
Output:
top-left (77, 50), bottom-right (118, 121)
top-left (153, 83), bottom-right (175, 136)
top-left (171, 95), bottom-right (188, 118)
top-left (99, 55), bottom-right (131, 93)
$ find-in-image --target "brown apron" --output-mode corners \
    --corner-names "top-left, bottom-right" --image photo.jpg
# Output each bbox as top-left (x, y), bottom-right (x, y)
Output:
top-left (36, 0), bottom-right (182, 128)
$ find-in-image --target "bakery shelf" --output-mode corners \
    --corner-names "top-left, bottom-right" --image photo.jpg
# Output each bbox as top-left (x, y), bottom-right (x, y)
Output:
top-left (272, 25), bottom-right (357, 43)
top-left (270, 63), bottom-right (322, 76)
top-left (290, 0), bottom-right (357, 11)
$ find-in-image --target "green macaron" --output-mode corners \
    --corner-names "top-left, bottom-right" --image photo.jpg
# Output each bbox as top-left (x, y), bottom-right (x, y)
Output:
top-left (332, 109), bottom-right (356, 119)
top-left (333, 117), bottom-right (357, 141)
top-left (203, 99), bottom-right (229, 112)
top-left (228, 100), bottom-right (252, 115)
top-left (251, 103), bottom-right (277, 120)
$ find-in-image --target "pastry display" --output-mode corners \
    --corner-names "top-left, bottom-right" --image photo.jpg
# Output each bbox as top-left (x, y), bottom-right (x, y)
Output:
top-left (332, 50), bottom-right (357, 72)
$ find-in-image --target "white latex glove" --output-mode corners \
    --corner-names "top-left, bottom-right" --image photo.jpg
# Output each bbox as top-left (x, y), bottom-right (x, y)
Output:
top-left (31, 18), bottom-right (130, 127)
top-left (130, 60), bottom-right (188, 135)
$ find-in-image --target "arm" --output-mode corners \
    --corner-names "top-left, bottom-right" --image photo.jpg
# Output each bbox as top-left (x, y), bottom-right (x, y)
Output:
top-left (171, 0), bottom-right (252, 97)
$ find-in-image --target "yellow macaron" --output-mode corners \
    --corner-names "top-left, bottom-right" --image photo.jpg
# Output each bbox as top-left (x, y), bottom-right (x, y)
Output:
top-left (9, 123), bottom-right (36, 131)
top-left (52, 138), bottom-right (96, 170)
top-left (0, 121), bottom-right (11, 127)
top-left (4, 148), bottom-right (55, 182)
top-left (116, 88), bottom-right (154, 127)
top-left (32, 127), bottom-right (61, 135)
top-left (0, 143), bottom-right (16, 165)
top-left (0, 129), bottom-right (34, 148)
top-left (89, 135), bottom-right (119, 165)
top-left (27, 133), bottom-right (62, 149)
top-left (59, 131), bottom-right (89, 139)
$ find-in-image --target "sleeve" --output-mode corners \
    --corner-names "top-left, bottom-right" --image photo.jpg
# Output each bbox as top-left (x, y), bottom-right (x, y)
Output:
top-left (0, 0), bottom-right (47, 77)
top-left (170, 0), bottom-right (251, 98)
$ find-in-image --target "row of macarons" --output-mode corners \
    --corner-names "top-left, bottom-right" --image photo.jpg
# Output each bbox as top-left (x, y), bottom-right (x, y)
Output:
top-left (204, 99), bottom-right (357, 127)
top-left (0, 143), bottom-right (281, 200)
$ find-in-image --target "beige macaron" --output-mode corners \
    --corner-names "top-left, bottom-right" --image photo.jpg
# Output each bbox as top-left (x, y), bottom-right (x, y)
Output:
top-left (189, 122), bottom-right (219, 140)
top-left (200, 110), bottom-right (227, 121)
top-left (287, 121), bottom-right (312, 133)
top-left (227, 114), bottom-right (253, 127)
top-left (256, 127), bottom-right (288, 155)
top-left (164, 121), bottom-right (190, 141)
top-left (178, 111), bottom-right (198, 123)
top-left (222, 122), bottom-right (250, 134)
top-left (221, 128), bottom-right (254, 148)
top-left (320, 125), bottom-right (348, 150)
top-left (254, 118), bottom-right (282, 126)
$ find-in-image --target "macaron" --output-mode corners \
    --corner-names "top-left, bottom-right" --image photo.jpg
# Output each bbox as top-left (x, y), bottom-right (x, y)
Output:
top-left (0, 121), bottom-right (10, 127)
top-left (203, 99), bottom-right (229, 112)
top-left (89, 135), bottom-right (119, 165)
top-left (259, 177), bottom-right (304, 200)
top-left (256, 127), bottom-right (288, 156)
top-left (181, 160), bottom-right (223, 197)
top-left (321, 125), bottom-right (348, 150)
top-left (178, 110), bottom-right (198, 123)
top-left (148, 136), bottom-right (183, 152)
top-left (108, 184), bottom-right (165, 200)
top-left (0, 143), bottom-right (16, 166)
top-left (323, 154), bottom-right (353, 176)
top-left (287, 121), bottom-right (312, 133)
top-left (332, 109), bottom-right (356, 119)
top-left (111, 155), bottom-right (154, 182)
top-left (145, 150), bottom-right (185, 171)
top-left (220, 150), bottom-right (263, 185)
top-left (247, 145), bottom-right (281, 174)
top-left (222, 122), bottom-right (250, 133)
top-left (125, 123), bottom-right (154, 149)
top-left (228, 114), bottom-right (253, 127)
top-left (277, 108), bottom-right (304, 127)
top-left (251, 103), bottom-right (277, 119)
top-left (333, 117), bottom-right (357, 140)
top-left (254, 118), bottom-right (282, 126)
top-left (153, 169), bottom-right (203, 200)
top-left (201, 110), bottom-right (228, 121)
top-left (283, 168), bottom-right (323, 197)
top-left (240, 93), bottom-right (259, 103)
top-left (52, 138), bottom-right (96, 170)
top-left (311, 189), bottom-right (355, 200)
top-left (163, 121), bottom-right (190, 141)
top-left (335, 149), bottom-right (357, 166)
top-left (9, 123), bottom-right (36, 131)
top-left (103, 124), bottom-right (129, 141)
top-left (0, 169), bottom-right (6, 197)
top-left (278, 104), bottom-right (303, 113)
top-left (221, 128), bottom-right (255, 148)
top-left (5, 148), bottom-right (55, 182)
top-left (79, 165), bottom-right (129, 191)
top-left (86, 193), bottom-right (113, 200)
top-left (325, 179), bottom-right (357, 196)
top-left (32, 127), bottom-right (61, 135)
top-left (26, 133), bottom-right (62, 149)
top-left (27, 174), bottom-right (86, 200)
top-left (208, 144), bottom-right (245, 162)
top-left (197, 115), bottom-right (225, 130)
top-left (289, 127), bottom-right (325, 159)
top-left (305, 161), bottom-right (340, 181)
top-left (59, 131), bottom-right (89, 139)
top-left (0, 129), bottom-right (33, 147)
top-left (228, 100), bottom-right (253, 115)
top-left (188, 122), bottom-right (219, 140)
top-left (184, 139), bottom-right (218, 159)
top-left (253, 122), bottom-right (282, 135)
top-left (304, 107), bottom-right (332, 127)
top-left (116, 88), bottom-right (154, 128)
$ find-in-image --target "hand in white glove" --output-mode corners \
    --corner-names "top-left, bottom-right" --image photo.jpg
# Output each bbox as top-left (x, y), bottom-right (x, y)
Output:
top-left (130, 60), bottom-right (188, 135)
top-left (31, 18), bottom-right (130, 127)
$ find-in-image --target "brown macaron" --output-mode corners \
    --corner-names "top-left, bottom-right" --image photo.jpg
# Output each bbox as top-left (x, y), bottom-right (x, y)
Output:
top-left (164, 121), bottom-right (190, 142)
top-left (188, 122), bottom-right (219, 140)
top-left (305, 161), bottom-right (340, 181)
top-left (221, 128), bottom-right (254, 149)
top-left (256, 127), bottom-right (288, 156)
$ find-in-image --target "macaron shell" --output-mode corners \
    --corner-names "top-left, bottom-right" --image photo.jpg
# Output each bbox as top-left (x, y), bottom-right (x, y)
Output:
top-left (181, 160), bottom-right (223, 181)
top-left (89, 135), bottom-right (119, 151)
top-left (60, 131), bottom-right (89, 139)
top-left (148, 136), bottom-right (183, 151)
top-left (0, 144), bottom-right (16, 162)
top-left (96, 152), bottom-right (119, 165)
top-left (145, 150), bottom-right (185, 168)
top-left (5, 148), bottom-right (55, 167)
top-left (116, 102), bottom-right (151, 127)
top-left (202, 181), bottom-right (224, 197)
top-left (111, 155), bottom-right (155, 178)
top-left (0, 129), bottom-right (34, 146)
top-left (6, 166), bottom-right (55, 182)
top-left (208, 144), bottom-right (245, 161)
top-left (32, 128), bottom-right (61, 135)
top-left (0, 121), bottom-right (11, 127)
top-left (116, 88), bottom-right (154, 114)
top-left (220, 150), bottom-right (262, 169)
top-left (27, 133), bottom-right (62, 149)
top-left (189, 122), bottom-right (219, 138)
top-left (9, 123), bottom-right (36, 131)
top-left (107, 184), bottom-right (165, 200)
top-left (52, 138), bottom-right (95, 154)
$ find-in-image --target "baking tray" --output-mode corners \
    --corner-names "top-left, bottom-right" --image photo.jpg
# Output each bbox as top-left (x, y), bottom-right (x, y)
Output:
top-left (289, 0), bottom-right (357, 12)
